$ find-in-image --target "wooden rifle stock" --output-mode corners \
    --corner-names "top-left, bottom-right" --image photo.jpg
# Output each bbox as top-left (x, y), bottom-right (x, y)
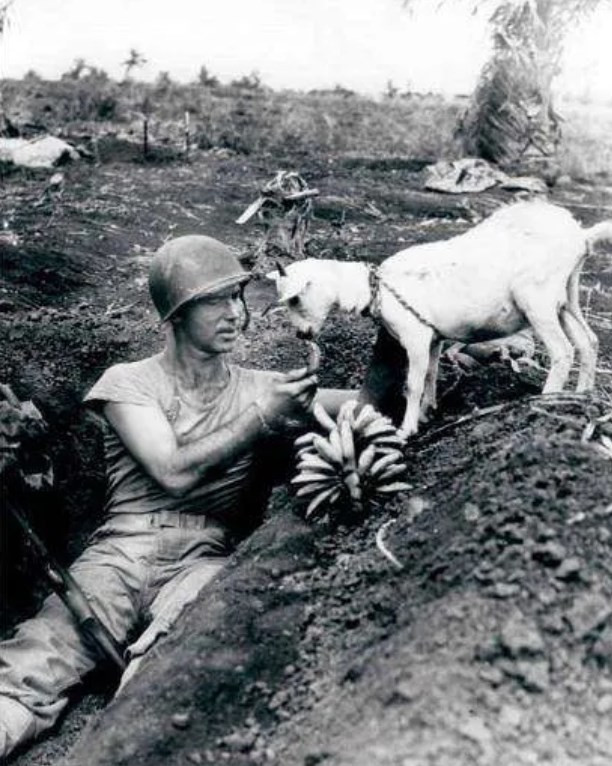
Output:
top-left (6, 500), bottom-right (126, 672)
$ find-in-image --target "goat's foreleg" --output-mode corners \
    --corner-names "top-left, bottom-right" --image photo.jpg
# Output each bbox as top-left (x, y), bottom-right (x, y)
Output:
top-left (420, 339), bottom-right (444, 420)
top-left (397, 328), bottom-right (435, 438)
top-left (359, 326), bottom-right (407, 424)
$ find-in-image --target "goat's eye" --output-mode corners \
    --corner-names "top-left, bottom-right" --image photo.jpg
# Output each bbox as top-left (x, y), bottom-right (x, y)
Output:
top-left (287, 296), bottom-right (300, 307)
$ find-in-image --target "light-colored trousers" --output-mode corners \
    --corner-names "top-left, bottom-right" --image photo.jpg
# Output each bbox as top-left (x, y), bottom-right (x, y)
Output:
top-left (0, 512), bottom-right (227, 758)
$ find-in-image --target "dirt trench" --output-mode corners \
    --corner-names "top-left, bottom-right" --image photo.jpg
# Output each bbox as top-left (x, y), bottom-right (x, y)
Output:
top-left (2, 150), bottom-right (612, 765)
top-left (55, 393), bottom-right (612, 766)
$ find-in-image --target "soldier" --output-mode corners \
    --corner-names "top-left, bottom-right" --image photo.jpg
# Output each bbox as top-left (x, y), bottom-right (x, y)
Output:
top-left (0, 235), bottom-right (349, 758)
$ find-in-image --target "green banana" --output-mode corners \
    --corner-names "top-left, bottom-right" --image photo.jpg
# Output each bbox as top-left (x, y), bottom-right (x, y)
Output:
top-left (344, 470), bottom-right (362, 501)
top-left (297, 454), bottom-right (337, 473)
top-left (305, 485), bottom-right (341, 518)
top-left (291, 472), bottom-right (336, 485)
top-left (328, 428), bottom-right (345, 461)
top-left (337, 399), bottom-right (359, 425)
top-left (339, 419), bottom-right (356, 466)
top-left (373, 446), bottom-right (405, 457)
top-left (375, 463), bottom-right (407, 483)
top-left (370, 452), bottom-right (402, 478)
top-left (312, 402), bottom-right (336, 432)
top-left (296, 480), bottom-right (335, 498)
top-left (368, 434), bottom-right (406, 449)
top-left (352, 404), bottom-right (380, 431)
top-left (361, 420), bottom-right (398, 440)
top-left (357, 444), bottom-right (377, 475)
top-left (375, 481), bottom-right (412, 494)
top-left (294, 432), bottom-right (316, 448)
top-left (313, 434), bottom-right (343, 465)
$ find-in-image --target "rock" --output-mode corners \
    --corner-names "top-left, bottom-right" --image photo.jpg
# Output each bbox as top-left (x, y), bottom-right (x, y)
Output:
top-left (513, 659), bottom-right (550, 692)
top-left (463, 502), bottom-right (481, 523)
top-left (499, 703), bottom-right (523, 727)
top-left (591, 624), bottom-right (612, 664)
top-left (596, 694), bottom-right (612, 714)
top-left (457, 715), bottom-right (493, 757)
top-left (478, 665), bottom-right (504, 687)
top-left (388, 680), bottom-right (417, 703)
top-left (500, 610), bottom-right (545, 657)
top-left (537, 588), bottom-right (558, 607)
top-left (540, 613), bottom-right (565, 635)
top-left (532, 541), bottom-right (566, 567)
top-left (555, 557), bottom-right (582, 581)
top-left (220, 731), bottom-right (256, 752)
top-left (565, 593), bottom-right (612, 639)
top-left (268, 689), bottom-right (291, 711)
top-left (171, 711), bottom-right (191, 729)
top-left (470, 421), bottom-right (498, 440)
top-left (489, 582), bottom-right (521, 599)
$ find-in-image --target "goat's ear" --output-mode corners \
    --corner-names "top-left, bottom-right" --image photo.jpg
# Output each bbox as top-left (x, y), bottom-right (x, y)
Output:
top-left (265, 270), bottom-right (279, 283)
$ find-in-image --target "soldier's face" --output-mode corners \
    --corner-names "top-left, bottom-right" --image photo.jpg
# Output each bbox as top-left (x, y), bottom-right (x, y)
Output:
top-left (177, 287), bottom-right (245, 354)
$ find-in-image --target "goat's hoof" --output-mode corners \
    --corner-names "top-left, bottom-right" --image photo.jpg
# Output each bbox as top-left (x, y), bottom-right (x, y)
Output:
top-left (419, 408), bottom-right (436, 424)
top-left (396, 428), bottom-right (415, 442)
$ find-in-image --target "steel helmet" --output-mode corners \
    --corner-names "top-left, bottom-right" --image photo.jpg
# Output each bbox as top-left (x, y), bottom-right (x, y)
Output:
top-left (148, 235), bottom-right (250, 321)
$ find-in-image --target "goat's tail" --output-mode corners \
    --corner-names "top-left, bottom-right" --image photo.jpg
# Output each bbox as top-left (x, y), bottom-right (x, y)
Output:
top-left (585, 220), bottom-right (612, 250)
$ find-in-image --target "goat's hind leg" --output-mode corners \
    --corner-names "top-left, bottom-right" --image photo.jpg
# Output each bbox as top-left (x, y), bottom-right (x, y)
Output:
top-left (566, 268), bottom-right (598, 390)
top-left (518, 296), bottom-right (575, 393)
top-left (560, 307), bottom-right (597, 392)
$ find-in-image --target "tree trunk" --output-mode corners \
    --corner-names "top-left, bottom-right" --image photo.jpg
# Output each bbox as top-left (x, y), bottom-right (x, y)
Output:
top-left (459, 0), bottom-right (563, 173)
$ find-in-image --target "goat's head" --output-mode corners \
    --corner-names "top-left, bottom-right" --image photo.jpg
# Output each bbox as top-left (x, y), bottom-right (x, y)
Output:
top-left (265, 259), bottom-right (337, 339)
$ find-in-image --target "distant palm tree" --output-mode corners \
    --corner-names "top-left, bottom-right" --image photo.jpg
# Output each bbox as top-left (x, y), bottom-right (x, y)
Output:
top-left (405, 0), bottom-right (604, 169)
top-left (122, 48), bottom-right (147, 81)
top-left (62, 57), bottom-right (88, 80)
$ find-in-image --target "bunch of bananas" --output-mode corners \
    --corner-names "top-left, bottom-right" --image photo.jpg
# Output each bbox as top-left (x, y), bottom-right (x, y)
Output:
top-left (291, 400), bottom-right (411, 521)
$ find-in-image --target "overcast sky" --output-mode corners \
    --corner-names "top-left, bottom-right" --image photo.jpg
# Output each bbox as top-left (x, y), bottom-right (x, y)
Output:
top-left (2, 0), bottom-right (611, 99)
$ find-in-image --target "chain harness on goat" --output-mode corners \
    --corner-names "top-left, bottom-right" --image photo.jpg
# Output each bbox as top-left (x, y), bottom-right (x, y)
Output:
top-left (364, 264), bottom-right (447, 338)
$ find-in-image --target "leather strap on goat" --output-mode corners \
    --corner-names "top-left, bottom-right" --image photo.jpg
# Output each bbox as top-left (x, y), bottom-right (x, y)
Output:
top-left (365, 265), bottom-right (443, 338)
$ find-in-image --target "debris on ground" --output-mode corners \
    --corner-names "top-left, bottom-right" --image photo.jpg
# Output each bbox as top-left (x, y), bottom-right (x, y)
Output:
top-left (0, 136), bottom-right (80, 169)
top-left (237, 170), bottom-right (319, 266)
top-left (424, 157), bottom-right (547, 195)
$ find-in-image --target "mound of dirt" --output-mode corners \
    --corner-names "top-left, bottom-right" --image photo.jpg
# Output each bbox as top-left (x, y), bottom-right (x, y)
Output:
top-left (2, 151), bottom-right (611, 766)
top-left (54, 394), bottom-right (612, 766)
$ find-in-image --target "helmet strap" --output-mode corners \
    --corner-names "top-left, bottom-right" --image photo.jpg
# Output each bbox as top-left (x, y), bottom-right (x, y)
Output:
top-left (240, 286), bottom-right (250, 331)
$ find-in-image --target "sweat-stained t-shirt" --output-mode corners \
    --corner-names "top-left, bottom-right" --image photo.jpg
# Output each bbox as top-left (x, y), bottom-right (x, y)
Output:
top-left (83, 354), bottom-right (277, 526)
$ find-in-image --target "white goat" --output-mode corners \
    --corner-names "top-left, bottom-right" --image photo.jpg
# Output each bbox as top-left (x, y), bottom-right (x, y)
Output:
top-left (267, 199), bottom-right (612, 438)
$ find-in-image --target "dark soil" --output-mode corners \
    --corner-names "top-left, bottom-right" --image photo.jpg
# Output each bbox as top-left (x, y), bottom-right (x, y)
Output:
top-left (1, 144), bottom-right (611, 766)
